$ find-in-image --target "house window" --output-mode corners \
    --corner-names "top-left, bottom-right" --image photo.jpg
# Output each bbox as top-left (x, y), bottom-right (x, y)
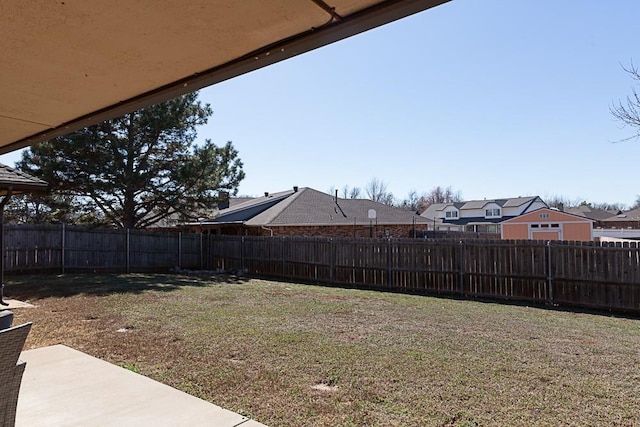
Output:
top-left (540, 213), bottom-right (550, 219)
top-left (445, 210), bottom-right (458, 218)
top-left (487, 224), bottom-right (500, 234)
top-left (485, 208), bottom-right (500, 217)
top-left (531, 223), bottom-right (560, 229)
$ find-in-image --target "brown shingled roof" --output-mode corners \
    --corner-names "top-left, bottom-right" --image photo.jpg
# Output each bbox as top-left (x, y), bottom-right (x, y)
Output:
top-left (241, 187), bottom-right (428, 226)
top-left (0, 163), bottom-right (48, 195)
top-left (602, 207), bottom-right (640, 223)
top-left (564, 206), bottom-right (618, 221)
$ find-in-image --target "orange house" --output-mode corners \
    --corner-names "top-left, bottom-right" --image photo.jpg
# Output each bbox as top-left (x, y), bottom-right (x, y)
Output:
top-left (501, 208), bottom-right (593, 241)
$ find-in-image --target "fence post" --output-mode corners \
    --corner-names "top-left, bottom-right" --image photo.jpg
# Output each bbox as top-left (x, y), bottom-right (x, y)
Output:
top-left (199, 232), bottom-right (204, 270)
top-left (241, 236), bottom-right (245, 272)
top-left (178, 232), bottom-right (182, 270)
top-left (458, 240), bottom-right (465, 295)
top-left (61, 223), bottom-right (66, 274)
top-left (546, 241), bottom-right (553, 304)
top-left (281, 236), bottom-right (286, 277)
top-left (126, 228), bottom-right (130, 274)
top-left (329, 238), bottom-right (335, 284)
top-left (387, 238), bottom-right (393, 289)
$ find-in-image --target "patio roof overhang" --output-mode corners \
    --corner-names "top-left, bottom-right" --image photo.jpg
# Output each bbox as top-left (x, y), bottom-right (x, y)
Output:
top-left (0, 0), bottom-right (450, 154)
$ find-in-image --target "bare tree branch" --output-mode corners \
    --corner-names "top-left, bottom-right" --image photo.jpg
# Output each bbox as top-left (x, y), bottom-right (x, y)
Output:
top-left (610, 61), bottom-right (640, 142)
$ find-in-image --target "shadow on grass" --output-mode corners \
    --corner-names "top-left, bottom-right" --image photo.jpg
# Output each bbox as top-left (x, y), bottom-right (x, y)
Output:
top-left (3, 273), bottom-right (249, 300)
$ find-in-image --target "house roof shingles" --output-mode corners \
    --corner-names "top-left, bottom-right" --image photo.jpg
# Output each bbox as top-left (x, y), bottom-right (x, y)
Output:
top-left (212, 187), bottom-right (428, 227)
top-left (0, 163), bottom-right (48, 194)
top-left (564, 206), bottom-right (618, 221)
top-left (601, 207), bottom-right (640, 223)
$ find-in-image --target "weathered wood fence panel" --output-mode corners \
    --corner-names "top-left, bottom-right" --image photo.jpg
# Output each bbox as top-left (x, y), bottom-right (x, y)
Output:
top-left (64, 227), bottom-right (126, 271)
top-left (4, 225), bottom-right (201, 273)
top-left (178, 233), bottom-right (202, 270)
top-left (463, 240), bottom-right (548, 302)
top-left (207, 236), bottom-right (640, 314)
top-left (208, 235), bottom-right (243, 272)
top-left (334, 239), bottom-right (388, 289)
top-left (550, 241), bottom-right (640, 312)
top-left (282, 238), bottom-right (332, 283)
top-left (5, 224), bottom-right (63, 272)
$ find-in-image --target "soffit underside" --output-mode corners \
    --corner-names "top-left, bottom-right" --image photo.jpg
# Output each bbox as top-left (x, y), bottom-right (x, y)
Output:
top-left (0, 0), bottom-right (449, 153)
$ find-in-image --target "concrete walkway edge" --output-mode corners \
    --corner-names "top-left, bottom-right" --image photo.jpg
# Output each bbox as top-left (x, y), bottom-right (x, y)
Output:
top-left (17, 345), bottom-right (267, 427)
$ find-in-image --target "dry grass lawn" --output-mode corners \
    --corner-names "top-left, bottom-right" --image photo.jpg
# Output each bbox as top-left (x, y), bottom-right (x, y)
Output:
top-left (6, 273), bottom-right (640, 426)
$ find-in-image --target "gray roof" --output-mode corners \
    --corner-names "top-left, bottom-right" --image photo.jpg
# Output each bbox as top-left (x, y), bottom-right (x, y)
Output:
top-left (602, 207), bottom-right (640, 223)
top-left (420, 203), bottom-right (446, 220)
top-left (564, 206), bottom-right (618, 221)
top-left (461, 196), bottom-right (540, 210)
top-left (0, 163), bottom-right (48, 195)
top-left (503, 196), bottom-right (540, 207)
top-left (461, 200), bottom-right (490, 209)
top-left (229, 197), bottom-right (254, 208)
top-left (210, 187), bottom-right (428, 226)
top-left (209, 190), bottom-right (295, 223)
top-left (420, 196), bottom-right (543, 219)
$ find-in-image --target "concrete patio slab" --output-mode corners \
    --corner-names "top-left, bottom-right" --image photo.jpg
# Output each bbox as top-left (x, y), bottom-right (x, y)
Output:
top-left (16, 345), bottom-right (267, 427)
top-left (0, 299), bottom-right (34, 309)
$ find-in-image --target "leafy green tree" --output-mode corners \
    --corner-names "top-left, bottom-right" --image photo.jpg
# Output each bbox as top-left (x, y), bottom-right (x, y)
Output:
top-left (16, 93), bottom-right (244, 228)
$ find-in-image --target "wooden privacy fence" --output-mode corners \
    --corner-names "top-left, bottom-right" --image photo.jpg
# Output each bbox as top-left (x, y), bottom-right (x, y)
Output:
top-left (208, 235), bottom-right (640, 314)
top-left (4, 227), bottom-right (640, 313)
top-left (3, 224), bottom-right (202, 273)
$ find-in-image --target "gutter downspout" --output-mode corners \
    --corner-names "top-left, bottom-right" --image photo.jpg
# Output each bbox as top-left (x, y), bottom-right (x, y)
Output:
top-left (261, 226), bottom-right (274, 237)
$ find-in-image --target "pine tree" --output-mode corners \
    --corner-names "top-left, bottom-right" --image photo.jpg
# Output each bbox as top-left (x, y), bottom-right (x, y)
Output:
top-left (16, 92), bottom-right (244, 228)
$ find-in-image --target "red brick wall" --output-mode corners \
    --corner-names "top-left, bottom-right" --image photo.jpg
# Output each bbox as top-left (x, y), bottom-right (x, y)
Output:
top-left (601, 221), bottom-right (640, 229)
top-left (247, 224), bottom-right (427, 239)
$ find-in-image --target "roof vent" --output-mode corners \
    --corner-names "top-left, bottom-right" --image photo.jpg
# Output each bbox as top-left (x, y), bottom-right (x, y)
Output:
top-left (293, 186), bottom-right (298, 192)
top-left (264, 192), bottom-right (269, 197)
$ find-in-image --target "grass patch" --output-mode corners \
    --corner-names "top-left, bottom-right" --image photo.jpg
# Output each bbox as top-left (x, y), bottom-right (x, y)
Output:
top-left (7, 273), bottom-right (640, 426)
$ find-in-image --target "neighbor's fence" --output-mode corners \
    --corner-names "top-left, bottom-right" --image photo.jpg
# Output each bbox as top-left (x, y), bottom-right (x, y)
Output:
top-left (208, 235), bottom-right (640, 314)
top-left (3, 224), bottom-right (202, 273)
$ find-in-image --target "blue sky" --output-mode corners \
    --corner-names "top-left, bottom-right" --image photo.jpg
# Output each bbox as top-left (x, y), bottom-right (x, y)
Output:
top-left (3, 0), bottom-right (640, 206)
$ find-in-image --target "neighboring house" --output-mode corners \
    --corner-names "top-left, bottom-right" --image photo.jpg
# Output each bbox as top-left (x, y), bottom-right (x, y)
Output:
top-left (563, 205), bottom-right (618, 228)
top-left (501, 207), bottom-right (594, 241)
top-left (145, 195), bottom-right (255, 230)
top-left (593, 207), bottom-right (640, 239)
top-left (420, 196), bottom-right (548, 234)
top-left (185, 187), bottom-right (430, 238)
top-left (600, 207), bottom-right (640, 229)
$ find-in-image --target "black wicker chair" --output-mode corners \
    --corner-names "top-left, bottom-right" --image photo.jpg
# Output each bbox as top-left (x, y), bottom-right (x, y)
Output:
top-left (0, 322), bottom-right (32, 427)
top-left (0, 311), bottom-right (13, 330)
